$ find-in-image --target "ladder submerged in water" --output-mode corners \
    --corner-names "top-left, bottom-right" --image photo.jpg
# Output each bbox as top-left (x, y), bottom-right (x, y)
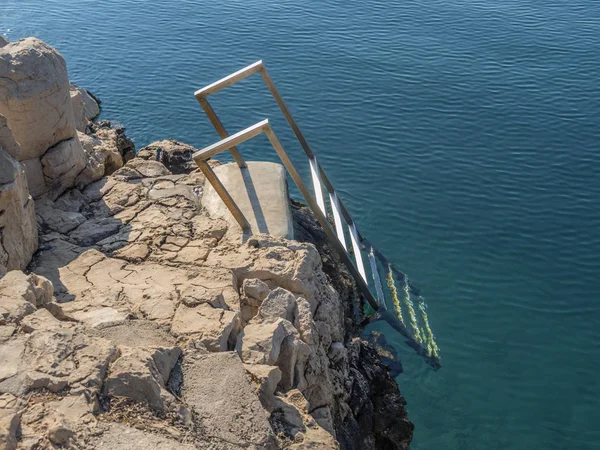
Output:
top-left (192, 61), bottom-right (441, 370)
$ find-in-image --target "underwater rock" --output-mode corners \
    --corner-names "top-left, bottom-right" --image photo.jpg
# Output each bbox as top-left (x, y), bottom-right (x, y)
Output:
top-left (365, 330), bottom-right (403, 377)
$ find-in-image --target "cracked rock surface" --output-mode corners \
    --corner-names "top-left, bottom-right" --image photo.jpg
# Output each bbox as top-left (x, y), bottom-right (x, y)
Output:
top-left (0, 146), bottom-right (413, 448)
top-left (0, 36), bottom-right (413, 450)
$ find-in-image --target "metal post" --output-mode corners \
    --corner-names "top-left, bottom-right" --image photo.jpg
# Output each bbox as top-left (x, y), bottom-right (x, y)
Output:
top-left (196, 97), bottom-right (247, 168)
top-left (195, 160), bottom-right (250, 232)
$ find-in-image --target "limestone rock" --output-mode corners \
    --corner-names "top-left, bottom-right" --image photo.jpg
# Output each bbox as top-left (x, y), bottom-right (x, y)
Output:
top-left (236, 318), bottom-right (297, 365)
top-left (70, 85), bottom-right (89, 133)
top-left (0, 147), bottom-right (37, 272)
top-left (20, 308), bottom-right (65, 333)
top-left (181, 352), bottom-right (277, 448)
top-left (0, 328), bottom-right (117, 397)
top-left (236, 318), bottom-right (310, 391)
top-left (0, 326), bottom-right (15, 344)
top-left (40, 137), bottom-right (87, 200)
top-left (113, 159), bottom-right (171, 180)
top-left (35, 197), bottom-right (86, 234)
top-left (0, 408), bottom-right (20, 450)
top-left (68, 217), bottom-right (122, 246)
top-left (137, 139), bottom-right (197, 174)
top-left (75, 132), bottom-right (105, 188)
top-left (0, 271), bottom-right (52, 323)
top-left (170, 303), bottom-right (238, 352)
top-left (91, 423), bottom-right (199, 450)
top-left (90, 120), bottom-right (135, 167)
top-left (88, 128), bottom-right (124, 175)
top-left (270, 392), bottom-right (339, 449)
top-left (20, 157), bottom-right (47, 198)
top-left (70, 84), bottom-right (100, 132)
top-left (0, 115), bottom-right (19, 160)
top-left (104, 346), bottom-right (179, 412)
top-left (244, 364), bottom-right (282, 412)
top-left (78, 87), bottom-right (100, 120)
top-left (17, 393), bottom-right (96, 448)
top-left (258, 287), bottom-right (297, 323)
top-left (243, 278), bottom-right (271, 302)
top-left (72, 307), bottom-right (127, 329)
top-left (0, 38), bottom-right (76, 161)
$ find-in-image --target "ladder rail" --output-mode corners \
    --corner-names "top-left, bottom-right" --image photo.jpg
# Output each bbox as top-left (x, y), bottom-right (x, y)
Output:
top-left (309, 156), bottom-right (327, 215)
top-left (191, 120), bottom-right (380, 311)
top-left (194, 61), bottom-right (375, 308)
top-left (329, 191), bottom-right (347, 250)
top-left (195, 61), bottom-right (365, 240)
top-left (193, 63), bottom-right (442, 369)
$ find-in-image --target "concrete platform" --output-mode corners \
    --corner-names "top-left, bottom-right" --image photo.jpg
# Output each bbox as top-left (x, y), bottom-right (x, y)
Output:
top-left (201, 161), bottom-right (294, 240)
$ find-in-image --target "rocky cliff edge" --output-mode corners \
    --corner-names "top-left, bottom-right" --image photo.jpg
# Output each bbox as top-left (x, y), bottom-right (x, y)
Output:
top-left (0, 36), bottom-right (413, 449)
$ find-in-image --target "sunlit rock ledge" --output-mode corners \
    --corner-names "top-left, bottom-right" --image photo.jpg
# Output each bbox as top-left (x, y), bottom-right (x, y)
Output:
top-left (0, 36), bottom-right (413, 449)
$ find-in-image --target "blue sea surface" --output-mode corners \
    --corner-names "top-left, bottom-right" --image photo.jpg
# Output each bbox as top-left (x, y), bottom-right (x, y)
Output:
top-left (2, 1), bottom-right (600, 448)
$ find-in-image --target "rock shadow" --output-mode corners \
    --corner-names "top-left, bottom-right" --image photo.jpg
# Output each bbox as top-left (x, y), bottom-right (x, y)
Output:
top-left (28, 176), bottom-right (137, 302)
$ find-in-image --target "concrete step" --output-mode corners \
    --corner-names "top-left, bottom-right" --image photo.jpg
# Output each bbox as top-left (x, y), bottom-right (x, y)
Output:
top-left (201, 161), bottom-right (294, 240)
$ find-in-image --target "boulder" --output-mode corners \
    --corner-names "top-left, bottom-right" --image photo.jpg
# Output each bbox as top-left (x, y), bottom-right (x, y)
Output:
top-left (236, 318), bottom-right (297, 365)
top-left (17, 271), bottom-right (54, 308)
top-left (41, 137), bottom-right (87, 200)
top-left (236, 318), bottom-right (310, 390)
top-left (70, 85), bottom-right (88, 133)
top-left (244, 364), bottom-right (282, 412)
top-left (70, 84), bottom-right (100, 132)
top-left (136, 140), bottom-right (198, 174)
top-left (0, 38), bottom-right (77, 161)
top-left (0, 408), bottom-right (20, 450)
top-left (170, 303), bottom-right (238, 352)
top-left (0, 147), bottom-right (37, 272)
top-left (0, 36), bottom-right (7, 48)
top-left (104, 346), bottom-right (180, 412)
top-left (79, 130), bottom-right (124, 177)
top-left (75, 132), bottom-right (105, 187)
top-left (270, 393), bottom-right (339, 448)
top-left (258, 287), bottom-right (297, 323)
top-left (0, 271), bottom-right (53, 323)
top-left (243, 278), bottom-right (271, 302)
top-left (19, 158), bottom-right (47, 198)
top-left (91, 121), bottom-right (135, 167)
top-left (20, 308), bottom-right (65, 333)
top-left (0, 115), bottom-right (19, 160)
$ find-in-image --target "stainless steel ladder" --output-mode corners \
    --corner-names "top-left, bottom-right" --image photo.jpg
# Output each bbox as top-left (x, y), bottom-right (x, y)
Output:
top-left (193, 61), bottom-right (441, 369)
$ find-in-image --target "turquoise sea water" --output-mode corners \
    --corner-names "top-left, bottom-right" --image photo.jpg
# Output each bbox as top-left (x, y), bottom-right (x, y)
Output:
top-left (2, 1), bottom-right (600, 448)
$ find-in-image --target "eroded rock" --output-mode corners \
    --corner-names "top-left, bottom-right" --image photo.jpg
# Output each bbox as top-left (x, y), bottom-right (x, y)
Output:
top-left (137, 139), bottom-right (197, 174)
top-left (171, 303), bottom-right (238, 351)
top-left (0, 328), bottom-right (117, 398)
top-left (104, 346), bottom-right (180, 412)
top-left (0, 271), bottom-right (52, 323)
top-left (0, 145), bottom-right (37, 273)
top-left (70, 84), bottom-right (100, 132)
top-left (0, 38), bottom-right (76, 161)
